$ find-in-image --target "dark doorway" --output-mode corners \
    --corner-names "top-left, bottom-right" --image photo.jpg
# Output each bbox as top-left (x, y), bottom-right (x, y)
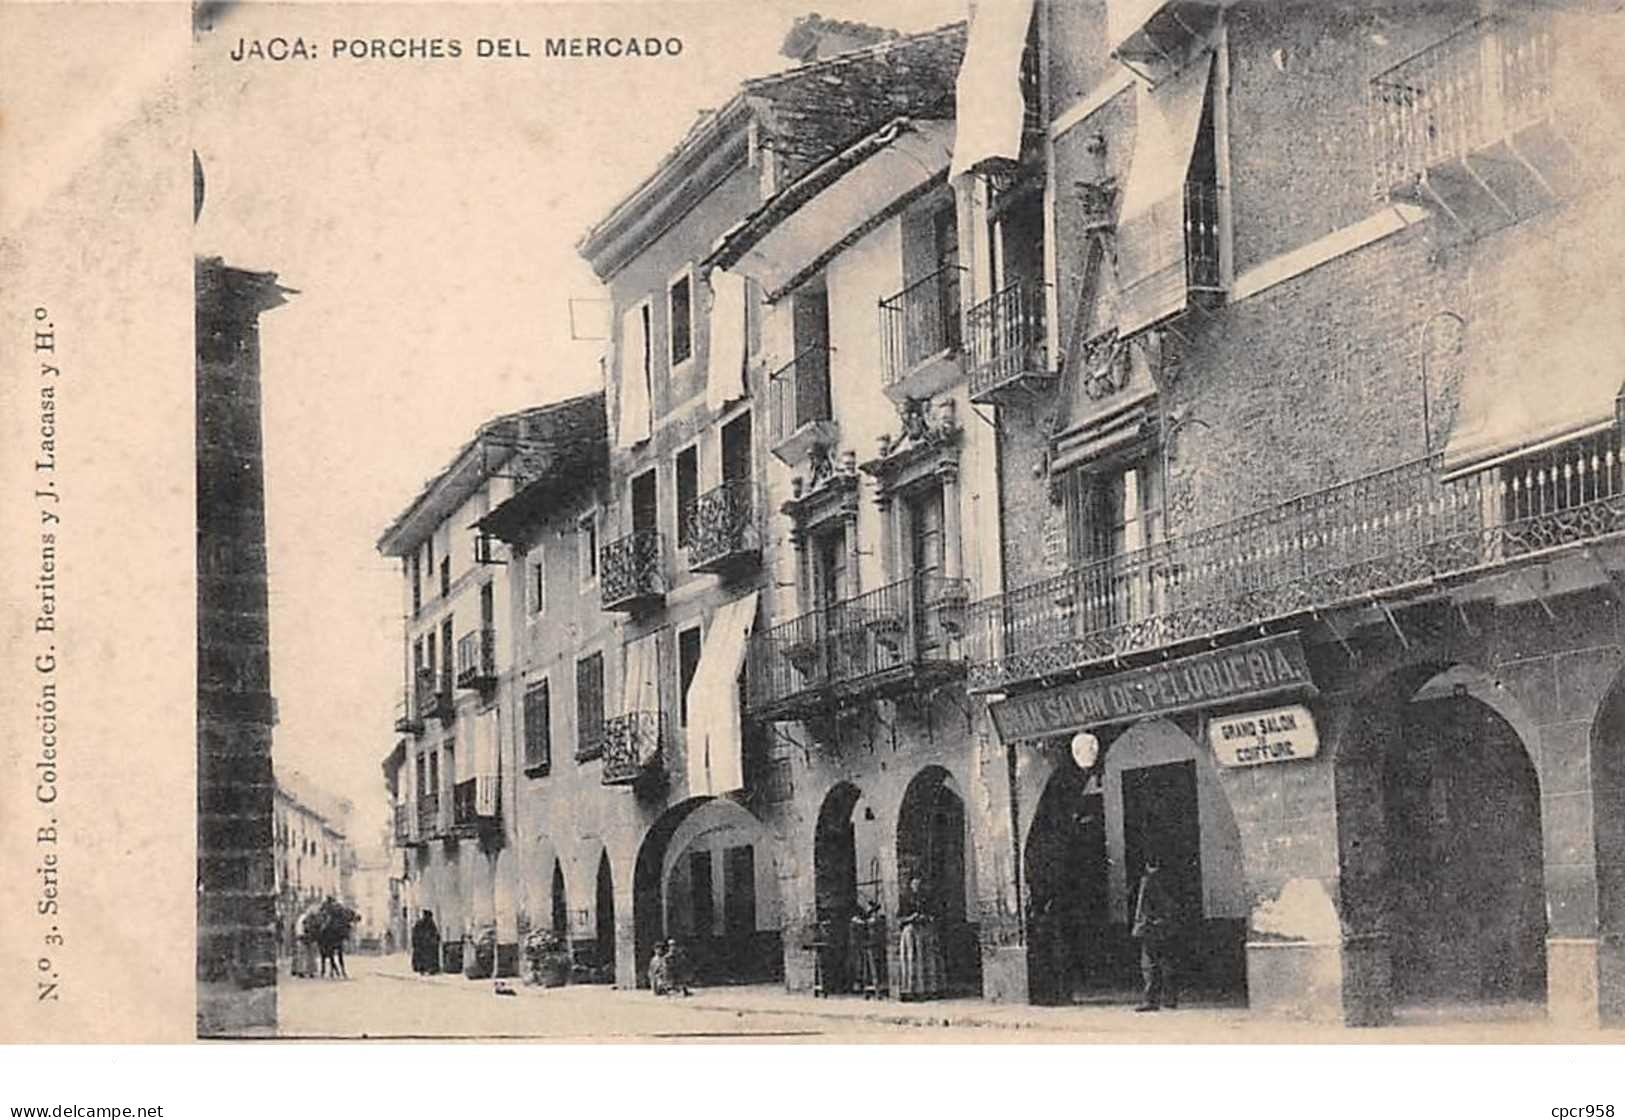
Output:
top-left (1386, 693), bottom-right (1546, 1005)
top-left (1121, 761), bottom-right (1203, 945)
top-left (722, 412), bottom-right (752, 483)
top-left (689, 850), bottom-right (715, 940)
top-left (896, 767), bottom-right (982, 998)
top-left (815, 783), bottom-right (861, 993)
top-left (1023, 764), bottom-right (1110, 1005)
top-left (595, 851), bottom-right (616, 984)
top-left (550, 860), bottom-right (569, 939)
top-left (631, 469), bottom-right (658, 534)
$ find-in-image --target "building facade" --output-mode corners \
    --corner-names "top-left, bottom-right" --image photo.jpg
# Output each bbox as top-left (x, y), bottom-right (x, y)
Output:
top-left (273, 769), bottom-right (355, 917)
top-left (381, 0), bottom-right (1625, 1027)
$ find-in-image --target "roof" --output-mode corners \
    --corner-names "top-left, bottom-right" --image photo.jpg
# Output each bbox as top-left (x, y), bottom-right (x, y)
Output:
top-left (477, 393), bottom-right (610, 545)
top-left (576, 20), bottom-right (965, 281)
top-left (374, 391), bottom-right (606, 557)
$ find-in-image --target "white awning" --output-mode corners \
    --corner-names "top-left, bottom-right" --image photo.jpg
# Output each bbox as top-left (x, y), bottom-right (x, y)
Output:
top-left (473, 709), bottom-right (500, 816)
top-left (623, 632), bottom-right (662, 767)
top-left (1107, 0), bottom-right (1167, 53)
top-left (706, 268), bottom-right (748, 412)
top-left (729, 120), bottom-right (955, 298)
top-left (617, 306), bottom-right (651, 449)
top-left (685, 590), bottom-right (760, 797)
top-left (949, 0), bottom-right (1037, 180)
top-left (1442, 249), bottom-right (1625, 477)
top-left (1115, 53), bottom-right (1213, 338)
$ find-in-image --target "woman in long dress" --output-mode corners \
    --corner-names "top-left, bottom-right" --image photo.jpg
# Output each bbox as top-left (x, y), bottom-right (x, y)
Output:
top-left (897, 877), bottom-right (944, 1001)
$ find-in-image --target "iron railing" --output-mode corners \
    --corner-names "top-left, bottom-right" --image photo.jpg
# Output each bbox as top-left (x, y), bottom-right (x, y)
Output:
top-left (748, 574), bottom-right (970, 715)
top-left (966, 281), bottom-right (1048, 400)
top-left (416, 791), bottom-right (441, 838)
top-left (455, 627), bottom-right (497, 690)
top-left (602, 711), bottom-right (663, 785)
top-left (452, 778), bottom-right (498, 831)
top-left (413, 667), bottom-right (452, 724)
top-left (967, 434), bottom-right (1625, 691)
top-left (881, 265), bottom-right (965, 387)
top-left (768, 346), bottom-right (833, 448)
top-left (1369, 14), bottom-right (1557, 198)
top-left (685, 478), bottom-right (762, 572)
top-left (600, 529), bottom-right (666, 610)
top-left (393, 693), bottom-right (422, 734)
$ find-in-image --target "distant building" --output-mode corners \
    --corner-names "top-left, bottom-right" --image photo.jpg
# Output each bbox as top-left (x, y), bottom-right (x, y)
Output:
top-left (348, 843), bottom-right (403, 952)
top-left (273, 769), bottom-right (355, 917)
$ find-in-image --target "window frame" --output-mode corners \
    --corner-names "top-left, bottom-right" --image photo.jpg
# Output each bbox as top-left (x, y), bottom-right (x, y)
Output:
top-left (523, 677), bottom-right (552, 777)
top-left (668, 263), bottom-right (696, 374)
top-left (677, 622), bottom-right (704, 727)
top-left (528, 549), bottom-right (547, 617)
top-left (577, 509), bottom-right (599, 587)
top-left (675, 441), bottom-right (700, 551)
top-left (575, 649), bottom-right (607, 761)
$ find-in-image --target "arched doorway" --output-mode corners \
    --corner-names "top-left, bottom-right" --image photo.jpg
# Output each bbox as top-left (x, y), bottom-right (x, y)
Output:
top-left (814, 782), bottom-right (862, 994)
top-left (595, 851), bottom-right (616, 984)
top-left (550, 859), bottom-right (569, 941)
top-left (1339, 663), bottom-right (1546, 1013)
top-left (1023, 761), bottom-right (1109, 1005)
top-left (896, 766), bottom-right (982, 998)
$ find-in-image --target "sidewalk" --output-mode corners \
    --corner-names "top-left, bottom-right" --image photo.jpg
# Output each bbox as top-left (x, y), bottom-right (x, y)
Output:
top-left (362, 954), bottom-right (1623, 1042)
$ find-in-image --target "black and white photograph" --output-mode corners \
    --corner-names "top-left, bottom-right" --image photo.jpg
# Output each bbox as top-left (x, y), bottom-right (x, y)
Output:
top-left (5, 0), bottom-right (1625, 1107)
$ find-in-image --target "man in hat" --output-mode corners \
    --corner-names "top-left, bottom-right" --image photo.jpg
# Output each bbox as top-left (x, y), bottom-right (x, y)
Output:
top-left (1132, 856), bottom-right (1178, 1011)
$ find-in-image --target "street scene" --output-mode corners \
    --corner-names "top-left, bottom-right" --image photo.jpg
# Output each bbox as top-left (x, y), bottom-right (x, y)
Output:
top-left (193, 0), bottom-right (1625, 1041)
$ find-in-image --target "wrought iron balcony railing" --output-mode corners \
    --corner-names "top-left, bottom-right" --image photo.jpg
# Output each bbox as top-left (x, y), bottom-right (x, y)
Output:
top-left (393, 693), bottom-right (422, 735)
top-left (451, 777), bottom-right (500, 835)
top-left (685, 478), bottom-right (762, 574)
top-left (1369, 14), bottom-right (1557, 200)
top-left (413, 667), bottom-right (453, 724)
top-left (768, 346), bottom-right (835, 459)
top-left (967, 433), bottom-right (1625, 693)
top-left (966, 281), bottom-right (1050, 404)
top-left (748, 574), bottom-right (970, 719)
top-left (881, 265), bottom-right (965, 390)
top-left (600, 529), bottom-right (666, 612)
top-left (416, 791), bottom-right (441, 839)
top-left (455, 627), bottom-right (497, 691)
top-left (602, 711), bottom-right (663, 786)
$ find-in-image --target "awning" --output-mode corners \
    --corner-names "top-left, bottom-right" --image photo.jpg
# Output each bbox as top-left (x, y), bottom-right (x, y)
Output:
top-left (623, 632), bottom-right (662, 767)
top-left (1107, 0), bottom-right (1167, 54)
top-left (1109, 1), bottom-right (1225, 67)
top-left (1442, 248), bottom-right (1625, 477)
top-left (707, 268), bottom-right (748, 412)
top-left (949, 0), bottom-right (1037, 180)
top-left (725, 119), bottom-right (955, 298)
top-left (472, 709), bottom-right (500, 816)
top-left (617, 306), bottom-right (651, 449)
top-left (685, 590), bottom-right (760, 797)
top-left (1114, 52), bottom-right (1213, 338)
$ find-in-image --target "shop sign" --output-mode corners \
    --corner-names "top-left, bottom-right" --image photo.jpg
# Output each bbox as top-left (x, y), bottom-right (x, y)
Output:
top-left (988, 632), bottom-right (1314, 742)
top-left (1209, 704), bottom-right (1320, 767)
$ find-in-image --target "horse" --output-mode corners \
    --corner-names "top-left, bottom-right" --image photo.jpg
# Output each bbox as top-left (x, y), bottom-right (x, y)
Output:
top-left (312, 897), bottom-right (358, 979)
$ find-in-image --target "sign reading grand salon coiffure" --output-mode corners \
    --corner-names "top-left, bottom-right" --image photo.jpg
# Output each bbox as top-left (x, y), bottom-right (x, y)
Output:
top-left (1209, 704), bottom-right (1320, 767)
top-left (988, 632), bottom-right (1314, 742)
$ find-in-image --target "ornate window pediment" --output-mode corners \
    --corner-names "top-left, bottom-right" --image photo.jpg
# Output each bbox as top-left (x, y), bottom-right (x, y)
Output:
top-left (781, 443), bottom-right (860, 534)
top-left (860, 396), bottom-right (963, 498)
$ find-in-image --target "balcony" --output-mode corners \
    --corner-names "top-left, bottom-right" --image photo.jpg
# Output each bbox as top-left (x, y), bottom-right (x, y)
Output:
top-left (1370, 13), bottom-right (1572, 230)
top-left (881, 265), bottom-right (966, 403)
top-left (685, 479), bottom-right (762, 575)
top-left (768, 346), bottom-right (836, 466)
top-left (966, 281), bottom-right (1052, 406)
top-left (600, 529), bottom-right (666, 613)
top-left (413, 667), bottom-right (454, 724)
top-left (451, 778), bottom-right (500, 837)
top-left (393, 693), bottom-right (422, 735)
top-left (967, 433), bottom-right (1625, 693)
top-left (416, 792), bottom-right (441, 840)
top-left (747, 574), bottom-right (970, 721)
top-left (455, 627), bottom-right (497, 692)
top-left (601, 711), bottom-right (663, 786)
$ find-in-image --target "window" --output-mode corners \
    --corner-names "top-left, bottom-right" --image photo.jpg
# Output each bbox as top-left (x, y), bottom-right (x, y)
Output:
top-left (425, 539), bottom-right (435, 595)
top-left (631, 468), bottom-right (659, 534)
top-left (669, 269), bottom-right (693, 368)
top-left (528, 552), bottom-right (546, 615)
top-left (678, 624), bottom-right (703, 726)
top-left (575, 651), bottom-right (606, 760)
top-left (427, 749), bottom-right (440, 797)
top-left (814, 526), bottom-right (847, 612)
top-left (1064, 457), bottom-right (1165, 627)
top-left (578, 511), bottom-right (599, 585)
top-left (409, 555), bottom-right (422, 614)
top-left (440, 617), bottom-right (454, 692)
top-left (523, 680), bottom-right (552, 775)
top-left (440, 556), bottom-right (451, 598)
top-left (675, 444), bottom-right (699, 549)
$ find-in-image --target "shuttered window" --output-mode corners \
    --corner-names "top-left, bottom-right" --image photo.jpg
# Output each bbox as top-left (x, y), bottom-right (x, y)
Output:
top-left (576, 652), bottom-right (606, 760)
top-left (524, 680), bottom-right (551, 775)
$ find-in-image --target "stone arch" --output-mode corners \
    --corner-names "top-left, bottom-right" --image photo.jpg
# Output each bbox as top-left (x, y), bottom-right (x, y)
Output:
top-left (1022, 757), bottom-right (1108, 1005)
top-left (632, 796), bottom-right (714, 989)
top-left (896, 765), bottom-right (982, 997)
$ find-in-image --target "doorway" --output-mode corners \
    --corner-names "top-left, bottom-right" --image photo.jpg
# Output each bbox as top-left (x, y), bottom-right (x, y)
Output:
top-left (1023, 763), bottom-right (1110, 1005)
top-left (896, 767), bottom-right (982, 998)
top-left (595, 851), bottom-right (616, 984)
top-left (814, 783), bottom-right (862, 993)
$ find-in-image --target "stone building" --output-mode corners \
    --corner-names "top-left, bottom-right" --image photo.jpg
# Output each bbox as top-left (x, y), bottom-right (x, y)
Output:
top-left (961, 0), bottom-right (1625, 1026)
top-left (272, 769), bottom-right (355, 917)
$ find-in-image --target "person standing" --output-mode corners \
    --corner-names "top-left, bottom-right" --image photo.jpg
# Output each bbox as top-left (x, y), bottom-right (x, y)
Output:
top-left (1132, 857), bottom-right (1178, 1012)
top-left (898, 876), bottom-right (944, 1002)
top-left (411, 909), bottom-right (441, 975)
